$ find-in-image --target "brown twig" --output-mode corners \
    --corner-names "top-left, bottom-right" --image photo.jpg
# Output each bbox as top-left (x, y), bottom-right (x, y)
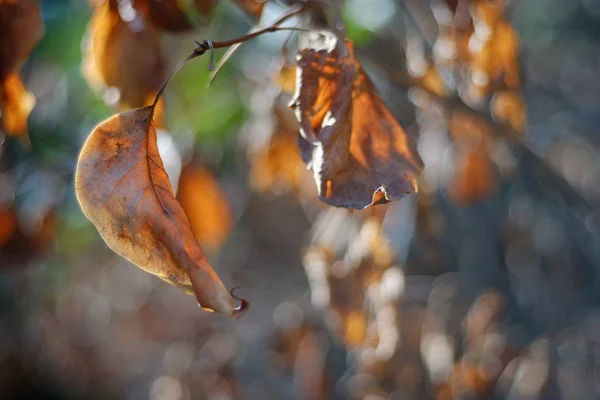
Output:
top-left (152, 5), bottom-right (306, 107)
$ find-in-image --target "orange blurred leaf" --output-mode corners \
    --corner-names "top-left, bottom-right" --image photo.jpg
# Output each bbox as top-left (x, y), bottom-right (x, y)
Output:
top-left (290, 35), bottom-right (423, 209)
top-left (448, 149), bottom-right (497, 205)
top-left (491, 90), bottom-right (526, 135)
top-left (176, 163), bottom-right (232, 252)
top-left (0, 0), bottom-right (44, 81)
top-left (232, 0), bottom-right (265, 20)
top-left (75, 105), bottom-right (247, 317)
top-left (344, 309), bottom-right (367, 347)
top-left (275, 62), bottom-right (297, 94)
top-left (248, 129), bottom-right (305, 194)
top-left (0, 72), bottom-right (35, 142)
top-left (82, 0), bottom-right (166, 109)
top-left (0, 207), bottom-right (16, 248)
top-left (0, 0), bottom-right (42, 143)
top-left (193, 0), bottom-right (219, 22)
top-left (134, 0), bottom-right (194, 33)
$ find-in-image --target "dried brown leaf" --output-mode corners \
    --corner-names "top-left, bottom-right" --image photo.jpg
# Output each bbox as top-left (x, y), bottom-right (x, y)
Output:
top-left (0, 71), bottom-right (35, 142)
top-left (75, 106), bottom-right (247, 317)
top-left (134, 0), bottom-right (194, 33)
top-left (291, 36), bottom-right (423, 209)
top-left (82, 0), bottom-right (166, 109)
top-left (193, 0), bottom-right (219, 22)
top-left (0, 0), bottom-right (44, 81)
top-left (232, 0), bottom-right (265, 20)
top-left (176, 163), bottom-right (232, 252)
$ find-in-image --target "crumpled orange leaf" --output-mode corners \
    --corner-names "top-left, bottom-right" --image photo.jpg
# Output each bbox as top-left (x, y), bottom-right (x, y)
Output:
top-left (0, 72), bottom-right (35, 141)
top-left (290, 35), bottom-right (423, 209)
top-left (134, 0), bottom-right (193, 33)
top-left (75, 106), bottom-right (247, 317)
top-left (0, 0), bottom-right (44, 81)
top-left (176, 163), bottom-right (232, 252)
top-left (82, 0), bottom-right (166, 109)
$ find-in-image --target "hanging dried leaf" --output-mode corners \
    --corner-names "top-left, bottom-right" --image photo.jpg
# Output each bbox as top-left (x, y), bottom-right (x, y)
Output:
top-left (0, 0), bottom-right (44, 81)
top-left (134, 0), bottom-right (194, 33)
top-left (232, 0), bottom-right (265, 20)
top-left (75, 106), bottom-right (247, 317)
top-left (0, 72), bottom-right (35, 141)
top-left (0, 0), bottom-right (43, 143)
top-left (291, 35), bottom-right (423, 209)
top-left (177, 163), bottom-right (232, 252)
top-left (82, 0), bottom-right (166, 109)
top-left (193, 0), bottom-right (219, 22)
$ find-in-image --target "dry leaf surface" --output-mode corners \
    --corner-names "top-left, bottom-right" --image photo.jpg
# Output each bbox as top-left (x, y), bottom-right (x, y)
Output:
top-left (134, 0), bottom-right (193, 33)
top-left (75, 106), bottom-right (247, 317)
top-left (291, 35), bottom-right (423, 209)
top-left (0, 0), bottom-right (43, 81)
top-left (0, 0), bottom-right (43, 141)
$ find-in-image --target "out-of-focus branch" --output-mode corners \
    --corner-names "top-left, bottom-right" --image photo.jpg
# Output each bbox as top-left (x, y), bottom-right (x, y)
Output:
top-left (360, 48), bottom-right (597, 211)
top-left (402, 0), bottom-right (439, 45)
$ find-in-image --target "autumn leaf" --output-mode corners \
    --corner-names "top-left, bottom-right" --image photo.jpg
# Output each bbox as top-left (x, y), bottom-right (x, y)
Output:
top-left (0, 0), bottom-right (44, 81)
top-left (82, 0), bottom-right (166, 109)
top-left (232, 0), bottom-right (265, 20)
top-left (193, 0), bottom-right (219, 22)
top-left (177, 163), bottom-right (233, 252)
top-left (134, 0), bottom-right (194, 33)
top-left (75, 105), bottom-right (247, 317)
top-left (0, 72), bottom-right (35, 142)
top-left (291, 35), bottom-right (423, 209)
top-left (0, 0), bottom-right (43, 142)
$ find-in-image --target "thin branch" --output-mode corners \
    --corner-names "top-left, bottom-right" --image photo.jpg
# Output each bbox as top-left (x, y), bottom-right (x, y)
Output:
top-left (152, 5), bottom-right (306, 107)
top-left (402, 0), bottom-right (439, 46)
top-left (207, 4), bottom-right (305, 85)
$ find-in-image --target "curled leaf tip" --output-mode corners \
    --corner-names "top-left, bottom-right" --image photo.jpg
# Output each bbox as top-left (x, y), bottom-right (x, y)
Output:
top-left (230, 287), bottom-right (250, 319)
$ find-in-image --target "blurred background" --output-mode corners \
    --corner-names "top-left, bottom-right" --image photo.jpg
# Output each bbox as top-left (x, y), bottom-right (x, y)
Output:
top-left (2, 0), bottom-right (600, 399)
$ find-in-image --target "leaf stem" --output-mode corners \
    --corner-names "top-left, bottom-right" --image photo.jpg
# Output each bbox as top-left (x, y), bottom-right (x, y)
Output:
top-left (151, 4), bottom-right (306, 108)
top-left (152, 52), bottom-right (197, 108)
